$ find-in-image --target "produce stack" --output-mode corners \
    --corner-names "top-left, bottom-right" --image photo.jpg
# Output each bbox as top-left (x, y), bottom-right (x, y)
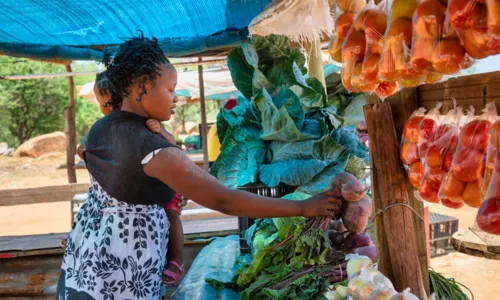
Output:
top-left (399, 102), bottom-right (500, 235)
top-left (330, 0), bottom-right (500, 98)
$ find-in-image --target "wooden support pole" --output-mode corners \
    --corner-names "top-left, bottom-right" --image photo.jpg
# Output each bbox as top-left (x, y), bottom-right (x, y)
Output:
top-left (305, 39), bottom-right (326, 94)
top-left (64, 64), bottom-right (77, 184)
top-left (198, 57), bottom-right (209, 171)
top-left (364, 102), bottom-right (428, 300)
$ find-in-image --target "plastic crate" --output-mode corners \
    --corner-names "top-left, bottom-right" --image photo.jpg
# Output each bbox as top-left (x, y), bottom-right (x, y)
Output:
top-left (429, 212), bottom-right (459, 257)
top-left (236, 183), bottom-right (297, 254)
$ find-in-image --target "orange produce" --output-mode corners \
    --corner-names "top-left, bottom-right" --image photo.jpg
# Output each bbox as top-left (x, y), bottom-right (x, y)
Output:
top-left (392, 0), bottom-right (419, 20)
top-left (413, 0), bottom-right (447, 38)
top-left (370, 42), bottom-right (383, 55)
top-left (336, 12), bottom-right (356, 39)
top-left (440, 173), bottom-right (466, 202)
top-left (400, 141), bottom-right (420, 165)
top-left (425, 72), bottom-right (443, 84)
top-left (388, 19), bottom-right (413, 47)
top-left (490, 120), bottom-right (500, 149)
top-left (355, 10), bottom-right (372, 31)
top-left (441, 198), bottom-right (465, 209)
top-left (411, 38), bottom-right (437, 71)
top-left (419, 142), bottom-right (429, 159)
top-left (487, 0), bottom-right (500, 36)
top-left (351, 63), bottom-right (379, 92)
top-left (452, 147), bottom-right (486, 182)
top-left (426, 144), bottom-right (443, 168)
top-left (409, 161), bottom-right (424, 188)
top-left (364, 11), bottom-right (388, 43)
top-left (431, 39), bottom-right (467, 75)
top-left (495, 150), bottom-right (500, 171)
top-left (458, 28), bottom-right (493, 59)
top-left (330, 36), bottom-right (343, 62)
top-left (448, 0), bottom-right (487, 29)
top-left (342, 30), bottom-right (367, 63)
top-left (428, 167), bottom-right (447, 187)
top-left (399, 67), bottom-right (427, 87)
top-left (361, 53), bottom-right (381, 83)
top-left (379, 40), bottom-right (403, 81)
top-left (418, 118), bottom-right (438, 140)
top-left (463, 180), bottom-right (482, 207)
top-left (419, 178), bottom-right (440, 203)
top-left (341, 61), bottom-right (358, 93)
top-left (443, 150), bottom-right (454, 170)
top-left (337, 0), bottom-right (366, 13)
top-left (460, 119), bottom-right (492, 152)
top-left (404, 116), bottom-right (424, 143)
top-left (375, 81), bottom-right (398, 98)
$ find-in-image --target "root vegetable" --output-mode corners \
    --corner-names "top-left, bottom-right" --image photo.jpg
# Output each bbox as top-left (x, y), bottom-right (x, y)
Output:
top-left (342, 232), bottom-right (371, 251)
top-left (346, 254), bottom-right (373, 278)
top-left (343, 195), bottom-right (373, 233)
top-left (331, 172), bottom-right (367, 202)
top-left (354, 246), bottom-right (378, 262)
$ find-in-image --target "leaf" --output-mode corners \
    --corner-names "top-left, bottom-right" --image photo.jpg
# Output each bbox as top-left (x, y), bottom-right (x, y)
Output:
top-left (300, 119), bottom-right (329, 140)
top-left (268, 140), bottom-right (315, 163)
top-left (259, 159), bottom-right (334, 187)
top-left (253, 89), bottom-right (318, 142)
top-left (134, 242), bottom-right (140, 250)
top-left (272, 88), bottom-right (304, 130)
top-left (330, 126), bottom-right (369, 163)
top-left (242, 43), bottom-right (258, 68)
top-left (262, 288), bottom-right (289, 299)
top-left (321, 107), bottom-right (342, 129)
top-left (342, 94), bottom-right (367, 126)
top-left (296, 155), bottom-right (349, 195)
top-left (345, 156), bottom-right (367, 179)
top-left (227, 47), bottom-right (254, 99)
top-left (312, 136), bottom-right (349, 161)
top-left (137, 250), bottom-right (143, 260)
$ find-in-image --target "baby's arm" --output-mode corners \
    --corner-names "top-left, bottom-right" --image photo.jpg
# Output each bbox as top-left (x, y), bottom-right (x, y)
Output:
top-left (77, 133), bottom-right (89, 161)
top-left (146, 119), bottom-right (176, 145)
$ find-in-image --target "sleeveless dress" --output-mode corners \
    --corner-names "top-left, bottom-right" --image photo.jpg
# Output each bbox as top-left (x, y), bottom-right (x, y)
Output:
top-left (57, 111), bottom-right (176, 300)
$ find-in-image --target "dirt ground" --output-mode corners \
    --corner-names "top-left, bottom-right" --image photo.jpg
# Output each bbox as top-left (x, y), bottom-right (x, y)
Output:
top-left (1, 155), bottom-right (499, 299)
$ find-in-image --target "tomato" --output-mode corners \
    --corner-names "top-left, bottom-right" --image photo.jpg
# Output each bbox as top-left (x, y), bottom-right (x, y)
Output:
top-left (460, 119), bottom-right (492, 153)
top-left (425, 144), bottom-right (443, 168)
top-left (404, 116), bottom-right (424, 143)
top-left (463, 181), bottom-right (482, 208)
top-left (419, 178), bottom-right (439, 203)
top-left (400, 142), bottom-right (420, 165)
top-left (440, 173), bottom-right (466, 202)
top-left (452, 147), bottom-right (486, 182)
top-left (408, 162), bottom-right (423, 188)
top-left (441, 198), bottom-right (465, 209)
top-left (476, 196), bottom-right (500, 235)
top-left (418, 118), bottom-right (437, 141)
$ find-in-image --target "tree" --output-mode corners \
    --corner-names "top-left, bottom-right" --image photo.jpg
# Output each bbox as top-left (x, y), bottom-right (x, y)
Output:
top-left (0, 57), bottom-right (69, 146)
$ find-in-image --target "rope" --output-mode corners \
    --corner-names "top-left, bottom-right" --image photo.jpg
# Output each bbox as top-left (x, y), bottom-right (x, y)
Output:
top-left (372, 203), bottom-right (425, 223)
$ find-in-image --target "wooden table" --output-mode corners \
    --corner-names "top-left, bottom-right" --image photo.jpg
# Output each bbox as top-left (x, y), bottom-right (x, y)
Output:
top-left (452, 229), bottom-right (500, 260)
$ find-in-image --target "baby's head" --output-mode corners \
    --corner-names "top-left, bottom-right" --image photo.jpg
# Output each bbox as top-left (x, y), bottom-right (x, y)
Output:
top-left (93, 71), bottom-right (113, 115)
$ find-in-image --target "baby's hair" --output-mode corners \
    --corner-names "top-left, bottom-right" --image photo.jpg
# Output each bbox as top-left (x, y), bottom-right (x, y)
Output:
top-left (104, 32), bottom-right (171, 110)
top-left (95, 71), bottom-right (110, 97)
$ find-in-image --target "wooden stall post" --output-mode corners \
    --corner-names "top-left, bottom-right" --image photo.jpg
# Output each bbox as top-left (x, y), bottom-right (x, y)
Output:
top-left (364, 102), bottom-right (428, 300)
top-left (64, 63), bottom-right (77, 184)
top-left (198, 57), bottom-right (209, 171)
top-left (305, 39), bottom-right (326, 94)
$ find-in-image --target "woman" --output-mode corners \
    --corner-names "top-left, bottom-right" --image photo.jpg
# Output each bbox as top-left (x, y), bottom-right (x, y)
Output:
top-left (56, 35), bottom-right (342, 300)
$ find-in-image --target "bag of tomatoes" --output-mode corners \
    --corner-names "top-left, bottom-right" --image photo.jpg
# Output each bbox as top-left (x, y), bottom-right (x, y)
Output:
top-left (330, 0), bottom-right (366, 63)
top-left (444, 103), bottom-right (498, 208)
top-left (421, 107), bottom-right (464, 208)
top-left (447, 0), bottom-right (500, 60)
top-left (477, 145), bottom-right (500, 235)
top-left (483, 119), bottom-right (500, 197)
top-left (411, 0), bottom-right (473, 76)
top-left (400, 107), bottom-right (427, 188)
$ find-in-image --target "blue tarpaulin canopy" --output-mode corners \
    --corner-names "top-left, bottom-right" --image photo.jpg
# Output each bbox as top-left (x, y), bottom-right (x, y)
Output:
top-left (0, 0), bottom-right (272, 61)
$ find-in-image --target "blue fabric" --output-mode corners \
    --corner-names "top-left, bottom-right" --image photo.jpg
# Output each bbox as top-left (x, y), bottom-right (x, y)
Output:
top-left (0, 0), bottom-right (271, 60)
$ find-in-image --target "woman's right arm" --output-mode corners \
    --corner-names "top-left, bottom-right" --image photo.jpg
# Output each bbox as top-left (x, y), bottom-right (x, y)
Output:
top-left (143, 147), bottom-right (341, 218)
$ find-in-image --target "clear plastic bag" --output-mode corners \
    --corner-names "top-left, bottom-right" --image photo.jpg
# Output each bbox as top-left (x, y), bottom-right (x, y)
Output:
top-left (400, 107), bottom-right (427, 188)
top-left (390, 288), bottom-right (420, 300)
top-left (477, 147), bottom-right (500, 235)
top-left (416, 102), bottom-right (443, 203)
top-left (348, 265), bottom-right (395, 300)
top-left (447, 0), bottom-right (500, 59)
top-left (330, 12), bottom-right (356, 62)
top-left (446, 103), bottom-right (498, 208)
top-left (380, 0), bottom-right (427, 87)
top-left (482, 119), bottom-right (500, 198)
top-left (487, 0), bottom-right (500, 37)
top-left (411, 0), bottom-right (472, 75)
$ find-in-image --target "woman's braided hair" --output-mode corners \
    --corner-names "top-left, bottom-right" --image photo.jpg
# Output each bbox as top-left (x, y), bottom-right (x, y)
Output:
top-left (104, 33), bottom-right (170, 110)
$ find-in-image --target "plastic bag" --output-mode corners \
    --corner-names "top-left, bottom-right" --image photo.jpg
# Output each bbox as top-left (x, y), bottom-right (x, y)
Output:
top-left (352, 2), bottom-right (389, 93)
top-left (367, 286), bottom-right (397, 300)
top-left (487, 0), bottom-right (500, 37)
top-left (483, 119), bottom-right (500, 197)
top-left (446, 103), bottom-right (497, 209)
top-left (477, 143), bottom-right (500, 235)
top-left (411, 0), bottom-right (472, 75)
top-left (380, 0), bottom-right (428, 87)
top-left (419, 107), bottom-right (462, 208)
top-left (390, 288), bottom-right (419, 300)
top-left (400, 107), bottom-right (427, 188)
top-left (348, 266), bottom-right (395, 300)
top-left (330, 12), bottom-right (356, 62)
top-left (416, 102), bottom-right (442, 203)
top-left (447, 0), bottom-right (500, 59)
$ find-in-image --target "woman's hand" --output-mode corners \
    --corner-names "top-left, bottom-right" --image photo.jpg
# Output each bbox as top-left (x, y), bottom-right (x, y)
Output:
top-left (300, 190), bottom-right (343, 218)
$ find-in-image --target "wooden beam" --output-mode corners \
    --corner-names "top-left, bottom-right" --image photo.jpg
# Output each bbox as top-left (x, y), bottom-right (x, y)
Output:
top-left (305, 39), bottom-right (327, 94)
top-left (64, 64), bottom-right (77, 184)
top-left (198, 57), bottom-right (209, 171)
top-left (364, 101), bottom-right (428, 300)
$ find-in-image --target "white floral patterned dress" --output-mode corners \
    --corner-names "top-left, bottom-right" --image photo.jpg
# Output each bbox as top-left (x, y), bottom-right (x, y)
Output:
top-left (56, 175), bottom-right (170, 300)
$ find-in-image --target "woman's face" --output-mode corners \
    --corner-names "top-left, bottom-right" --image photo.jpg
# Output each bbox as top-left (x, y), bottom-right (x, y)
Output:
top-left (93, 84), bottom-right (112, 116)
top-left (141, 64), bottom-right (178, 122)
